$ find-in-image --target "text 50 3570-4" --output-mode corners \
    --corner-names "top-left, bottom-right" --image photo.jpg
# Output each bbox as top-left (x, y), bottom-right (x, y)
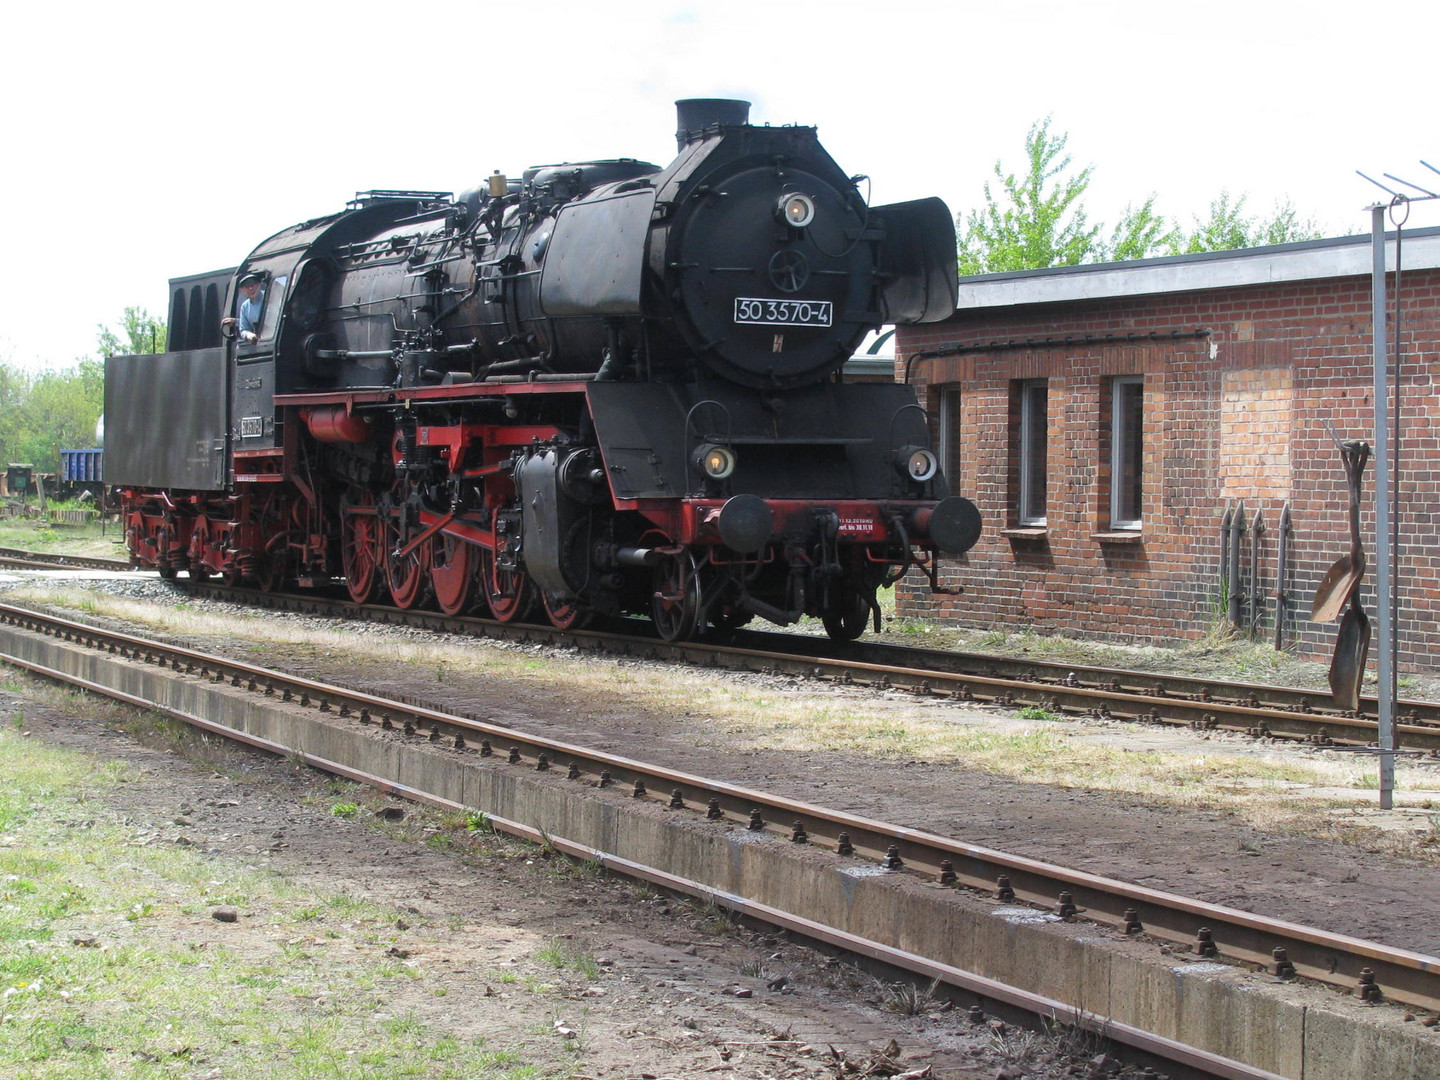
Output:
top-left (733, 298), bottom-right (833, 327)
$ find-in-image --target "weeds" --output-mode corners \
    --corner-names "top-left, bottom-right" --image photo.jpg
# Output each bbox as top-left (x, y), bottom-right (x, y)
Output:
top-left (881, 977), bottom-right (944, 1016)
top-left (1042, 1010), bottom-right (1110, 1061)
top-left (985, 1023), bottom-right (1052, 1065)
top-left (534, 939), bottom-right (601, 980)
top-left (330, 802), bottom-right (359, 818)
top-left (1016, 706), bottom-right (1058, 722)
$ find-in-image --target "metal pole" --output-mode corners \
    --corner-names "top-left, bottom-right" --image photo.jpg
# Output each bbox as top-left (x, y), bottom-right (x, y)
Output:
top-left (1371, 206), bottom-right (1395, 809)
top-left (1227, 503), bottom-right (1244, 629)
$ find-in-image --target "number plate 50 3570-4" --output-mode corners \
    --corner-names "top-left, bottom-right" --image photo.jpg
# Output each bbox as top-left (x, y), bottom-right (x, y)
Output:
top-left (733, 298), bottom-right (833, 327)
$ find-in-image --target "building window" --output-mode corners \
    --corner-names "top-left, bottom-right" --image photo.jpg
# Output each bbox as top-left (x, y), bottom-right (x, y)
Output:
top-left (936, 387), bottom-right (961, 490)
top-left (1018, 380), bottom-right (1048, 526)
top-left (1110, 376), bottom-right (1144, 529)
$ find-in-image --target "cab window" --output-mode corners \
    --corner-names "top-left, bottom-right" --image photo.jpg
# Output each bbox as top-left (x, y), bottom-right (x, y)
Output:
top-left (235, 271), bottom-right (288, 349)
top-left (256, 274), bottom-right (287, 341)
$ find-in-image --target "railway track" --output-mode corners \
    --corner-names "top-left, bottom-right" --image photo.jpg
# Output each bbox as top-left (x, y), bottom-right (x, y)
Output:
top-left (1, 596), bottom-right (1434, 1080)
top-left (177, 578), bottom-right (1440, 756)
top-left (3, 544), bottom-right (1437, 753)
top-left (0, 546), bottom-right (133, 573)
top-left (3, 541), bottom-right (1435, 754)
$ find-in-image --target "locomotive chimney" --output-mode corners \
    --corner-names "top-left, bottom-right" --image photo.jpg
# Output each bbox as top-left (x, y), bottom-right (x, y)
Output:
top-left (675, 98), bottom-right (751, 150)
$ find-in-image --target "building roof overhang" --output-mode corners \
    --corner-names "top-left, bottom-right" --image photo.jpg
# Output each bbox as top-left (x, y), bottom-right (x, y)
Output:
top-left (955, 225), bottom-right (1440, 312)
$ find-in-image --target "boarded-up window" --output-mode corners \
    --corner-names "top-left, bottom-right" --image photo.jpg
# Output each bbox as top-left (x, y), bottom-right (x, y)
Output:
top-left (1220, 369), bottom-right (1292, 501)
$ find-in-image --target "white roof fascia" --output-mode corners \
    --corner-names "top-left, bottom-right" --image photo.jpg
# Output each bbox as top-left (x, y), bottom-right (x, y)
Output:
top-left (955, 229), bottom-right (1440, 311)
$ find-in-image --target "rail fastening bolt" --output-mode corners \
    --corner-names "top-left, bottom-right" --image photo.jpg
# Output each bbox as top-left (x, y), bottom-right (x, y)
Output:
top-left (1272, 947), bottom-right (1296, 979)
top-left (1195, 927), bottom-right (1218, 957)
top-left (1358, 967), bottom-right (1382, 1003)
top-left (748, 809), bottom-right (764, 831)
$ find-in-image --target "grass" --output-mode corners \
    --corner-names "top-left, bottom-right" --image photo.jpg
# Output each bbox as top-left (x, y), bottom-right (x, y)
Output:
top-left (0, 725), bottom-right (598, 1079)
top-left (533, 939), bottom-right (601, 981)
top-left (0, 514), bottom-right (124, 560)
top-left (880, 976), bottom-right (945, 1016)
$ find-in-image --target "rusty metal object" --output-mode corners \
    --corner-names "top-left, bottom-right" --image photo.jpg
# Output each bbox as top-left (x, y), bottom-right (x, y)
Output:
top-left (1313, 442), bottom-right (1373, 711)
top-left (1312, 441), bottom-right (1370, 623)
top-left (1273, 947), bottom-right (1296, 979)
top-left (1195, 928), bottom-right (1218, 958)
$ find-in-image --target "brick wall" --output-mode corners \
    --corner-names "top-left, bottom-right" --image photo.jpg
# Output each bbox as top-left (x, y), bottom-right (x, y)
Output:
top-left (896, 268), bottom-right (1440, 671)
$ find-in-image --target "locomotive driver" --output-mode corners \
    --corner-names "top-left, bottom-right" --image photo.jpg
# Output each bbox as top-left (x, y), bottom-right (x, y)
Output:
top-left (221, 272), bottom-right (265, 343)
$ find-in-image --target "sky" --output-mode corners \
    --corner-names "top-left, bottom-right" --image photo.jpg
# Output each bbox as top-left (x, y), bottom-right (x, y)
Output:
top-left (1, 0), bottom-right (1437, 372)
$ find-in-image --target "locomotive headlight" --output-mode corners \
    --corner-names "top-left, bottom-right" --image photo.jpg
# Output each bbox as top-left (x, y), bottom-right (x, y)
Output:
top-left (695, 443), bottom-right (737, 481)
top-left (777, 193), bottom-right (816, 228)
top-left (895, 446), bottom-right (939, 484)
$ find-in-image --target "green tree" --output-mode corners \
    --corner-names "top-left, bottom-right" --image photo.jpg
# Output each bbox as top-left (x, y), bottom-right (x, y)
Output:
top-left (97, 306), bottom-right (167, 357)
top-left (0, 306), bottom-right (151, 472)
top-left (957, 117), bottom-right (1099, 275)
top-left (1183, 192), bottom-right (1322, 252)
top-left (0, 360), bottom-right (29, 463)
top-left (15, 362), bottom-right (104, 466)
top-left (957, 121), bottom-right (1328, 273)
top-left (1104, 195), bottom-right (1180, 262)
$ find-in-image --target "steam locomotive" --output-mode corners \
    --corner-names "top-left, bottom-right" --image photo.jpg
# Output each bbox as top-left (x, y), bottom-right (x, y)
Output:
top-left (106, 99), bottom-right (979, 641)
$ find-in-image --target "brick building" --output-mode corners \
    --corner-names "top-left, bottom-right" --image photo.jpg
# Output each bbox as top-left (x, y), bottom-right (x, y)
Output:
top-left (895, 227), bottom-right (1440, 669)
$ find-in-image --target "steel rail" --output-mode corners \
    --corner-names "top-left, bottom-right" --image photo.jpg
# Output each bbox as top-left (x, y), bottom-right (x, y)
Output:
top-left (3, 544), bottom-right (1437, 733)
top-left (0, 547), bottom-right (134, 573)
top-left (737, 625), bottom-right (1440, 729)
top-left (2, 598), bottom-right (1438, 1017)
top-left (180, 580), bottom-right (1440, 754)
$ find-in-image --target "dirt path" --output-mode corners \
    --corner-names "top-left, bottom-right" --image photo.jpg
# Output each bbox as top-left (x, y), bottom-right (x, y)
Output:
top-left (6, 677), bottom-right (1130, 1079)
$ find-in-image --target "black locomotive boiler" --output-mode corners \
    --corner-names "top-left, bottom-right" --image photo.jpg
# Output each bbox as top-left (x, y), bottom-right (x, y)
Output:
top-left (106, 99), bottom-right (979, 641)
